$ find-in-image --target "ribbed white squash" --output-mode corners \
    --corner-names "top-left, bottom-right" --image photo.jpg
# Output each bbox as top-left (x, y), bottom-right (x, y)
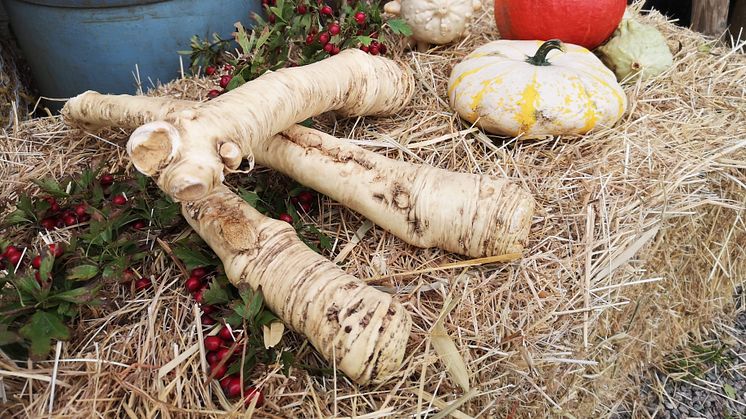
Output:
top-left (448, 40), bottom-right (628, 138)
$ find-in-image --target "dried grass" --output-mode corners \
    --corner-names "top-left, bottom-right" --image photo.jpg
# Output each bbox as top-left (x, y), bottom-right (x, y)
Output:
top-left (1, 3), bottom-right (745, 418)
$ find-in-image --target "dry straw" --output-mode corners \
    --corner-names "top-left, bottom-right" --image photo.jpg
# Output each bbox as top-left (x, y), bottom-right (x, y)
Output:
top-left (1, 3), bottom-right (745, 417)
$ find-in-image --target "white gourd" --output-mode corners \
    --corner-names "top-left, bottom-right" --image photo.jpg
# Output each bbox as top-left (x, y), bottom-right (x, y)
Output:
top-left (384, 0), bottom-right (481, 49)
top-left (448, 39), bottom-right (628, 139)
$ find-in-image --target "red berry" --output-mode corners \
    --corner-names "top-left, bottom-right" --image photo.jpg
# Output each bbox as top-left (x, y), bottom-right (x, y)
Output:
top-left (331, 45), bottom-right (340, 55)
top-left (49, 244), bottom-right (64, 257)
top-left (135, 278), bottom-right (151, 291)
top-left (74, 203), bottom-right (87, 217)
top-left (329, 23), bottom-right (340, 35)
top-left (4, 245), bottom-right (19, 256)
top-left (49, 202), bottom-right (61, 213)
top-left (370, 32), bottom-right (378, 39)
top-left (211, 363), bottom-right (227, 380)
top-left (227, 380), bottom-right (243, 398)
top-left (223, 64), bottom-right (234, 72)
top-left (201, 314), bottom-right (216, 326)
top-left (63, 214), bottom-right (77, 226)
top-left (40, 217), bottom-right (57, 230)
top-left (306, 34), bottom-right (315, 45)
top-left (296, 4), bottom-right (307, 13)
top-left (191, 267), bottom-right (207, 278)
top-left (323, 43), bottom-right (334, 53)
top-left (186, 277), bottom-right (202, 292)
top-left (207, 89), bottom-right (221, 99)
top-left (268, 14), bottom-right (276, 24)
top-left (100, 174), bottom-right (114, 186)
top-left (123, 268), bottom-right (136, 282)
top-left (300, 202), bottom-right (312, 213)
top-left (379, 43), bottom-right (387, 54)
top-left (32, 255), bottom-right (42, 269)
top-left (204, 335), bottom-right (223, 351)
top-left (354, 11), bottom-right (366, 25)
top-left (56, 218), bottom-right (65, 228)
top-left (194, 289), bottom-right (205, 304)
top-left (132, 220), bottom-right (147, 230)
top-left (244, 387), bottom-right (265, 407)
top-left (298, 191), bottom-right (314, 204)
top-left (320, 5), bottom-right (332, 15)
top-left (278, 213), bottom-right (293, 223)
top-left (318, 32), bottom-right (330, 45)
top-left (112, 194), bottom-right (127, 206)
top-left (220, 75), bottom-right (232, 89)
top-left (216, 347), bottom-right (232, 362)
top-left (207, 351), bottom-right (220, 365)
top-left (360, 45), bottom-right (369, 52)
top-left (202, 304), bottom-right (216, 314)
top-left (369, 45), bottom-right (379, 55)
top-left (7, 252), bottom-right (21, 267)
top-left (219, 327), bottom-right (234, 341)
top-left (206, 66), bottom-right (216, 76)
top-left (220, 375), bottom-right (236, 390)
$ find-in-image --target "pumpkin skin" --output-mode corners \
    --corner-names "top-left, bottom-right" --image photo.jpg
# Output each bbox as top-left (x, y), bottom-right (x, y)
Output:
top-left (448, 40), bottom-right (627, 139)
top-left (494, 0), bottom-right (626, 49)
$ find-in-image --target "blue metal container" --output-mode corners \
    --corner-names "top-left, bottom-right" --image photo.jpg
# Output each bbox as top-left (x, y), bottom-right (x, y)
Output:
top-left (2, 0), bottom-right (259, 104)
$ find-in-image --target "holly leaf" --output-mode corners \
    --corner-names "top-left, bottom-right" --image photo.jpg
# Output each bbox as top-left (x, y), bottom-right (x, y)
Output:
top-left (202, 280), bottom-right (232, 305)
top-left (19, 311), bottom-right (70, 359)
top-left (173, 246), bottom-right (217, 269)
top-left (387, 19), bottom-right (413, 36)
top-left (66, 265), bottom-right (99, 281)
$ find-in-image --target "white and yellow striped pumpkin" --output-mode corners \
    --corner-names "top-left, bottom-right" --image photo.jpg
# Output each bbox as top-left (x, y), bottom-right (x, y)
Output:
top-left (448, 39), bottom-right (627, 138)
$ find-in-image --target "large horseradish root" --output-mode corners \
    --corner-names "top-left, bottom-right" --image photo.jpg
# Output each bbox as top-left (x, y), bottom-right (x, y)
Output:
top-left (182, 185), bottom-right (412, 384)
top-left (64, 49), bottom-right (415, 202)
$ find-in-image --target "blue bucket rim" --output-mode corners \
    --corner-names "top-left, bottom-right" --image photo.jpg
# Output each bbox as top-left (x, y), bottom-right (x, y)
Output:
top-left (9, 0), bottom-right (168, 8)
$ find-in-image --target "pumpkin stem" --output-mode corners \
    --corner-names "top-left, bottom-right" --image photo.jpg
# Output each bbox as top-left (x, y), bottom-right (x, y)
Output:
top-left (525, 39), bottom-right (565, 66)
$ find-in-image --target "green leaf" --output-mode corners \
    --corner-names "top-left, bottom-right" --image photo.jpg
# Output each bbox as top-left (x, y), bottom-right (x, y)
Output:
top-left (387, 19), bottom-right (413, 36)
top-left (66, 265), bottom-right (99, 281)
top-left (38, 254), bottom-right (55, 281)
top-left (3, 210), bottom-right (32, 226)
top-left (34, 178), bottom-right (68, 198)
top-left (17, 194), bottom-right (35, 218)
top-left (724, 383), bottom-right (737, 400)
top-left (226, 73), bottom-right (246, 91)
top-left (14, 275), bottom-right (41, 300)
top-left (355, 36), bottom-right (374, 47)
top-left (234, 22), bottom-right (252, 53)
top-left (19, 311), bottom-right (71, 359)
top-left (280, 350), bottom-right (294, 376)
top-left (202, 281), bottom-right (232, 305)
top-left (238, 188), bottom-right (260, 207)
top-left (247, 291), bottom-right (264, 320)
top-left (173, 246), bottom-right (217, 270)
top-left (50, 285), bottom-right (99, 304)
top-left (256, 310), bottom-right (278, 327)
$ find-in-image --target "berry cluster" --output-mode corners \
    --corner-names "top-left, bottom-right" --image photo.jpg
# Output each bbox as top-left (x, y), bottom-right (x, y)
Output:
top-left (278, 189), bottom-right (315, 224)
top-left (205, 64), bottom-right (236, 100)
top-left (0, 243), bottom-right (64, 285)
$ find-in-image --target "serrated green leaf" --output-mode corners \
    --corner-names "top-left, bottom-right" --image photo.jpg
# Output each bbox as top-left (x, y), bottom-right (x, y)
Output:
top-left (387, 18), bottom-right (413, 36)
top-left (19, 311), bottom-right (70, 359)
top-left (17, 195), bottom-right (34, 217)
top-left (34, 178), bottom-right (68, 198)
top-left (50, 285), bottom-right (99, 304)
top-left (66, 265), bottom-right (99, 281)
top-left (355, 36), bottom-right (374, 46)
top-left (173, 246), bottom-right (217, 270)
top-left (3, 210), bottom-right (31, 226)
top-left (234, 22), bottom-right (252, 52)
top-left (202, 281), bottom-right (232, 305)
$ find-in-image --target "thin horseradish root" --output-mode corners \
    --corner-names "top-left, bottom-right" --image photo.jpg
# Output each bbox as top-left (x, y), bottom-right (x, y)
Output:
top-left (64, 49), bottom-right (415, 202)
top-left (182, 185), bottom-right (412, 384)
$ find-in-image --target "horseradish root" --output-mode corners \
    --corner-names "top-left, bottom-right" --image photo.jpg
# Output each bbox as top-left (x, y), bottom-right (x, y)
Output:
top-left (182, 185), bottom-right (412, 384)
top-left (262, 125), bottom-right (534, 256)
top-left (63, 49), bottom-right (415, 202)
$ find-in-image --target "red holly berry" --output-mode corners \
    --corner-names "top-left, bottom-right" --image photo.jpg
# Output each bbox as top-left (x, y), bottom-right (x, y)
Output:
top-left (216, 347), bottom-right (232, 362)
top-left (306, 34), bottom-right (315, 45)
top-left (278, 213), bottom-right (293, 223)
top-left (318, 32), bottom-right (330, 45)
top-left (194, 288), bottom-right (205, 304)
top-left (123, 268), bottom-right (136, 282)
top-left (112, 194), bottom-right (127, 206)
top-left (331, 45), bottom-right (340, 55)
top-left (7, 252), bottom-right (21, 267)
top-left (206, 66), bottom-right (216, 76)
top-left (4, 245), bottom-right (19, 257)
top-left (63, 214), bottom-right (77, 226)
top-left (298, 191), bottom-right (314, 204)
top-left (244, 387), bottom-right (265, 407)
top-left (74, 203), bottom-right (87, 217)
top-left (227, 380), bottom-right (243, 398)
top-left (186, 277), bottom-right (202, 292)
top-left (211, 363), bottom-right (227, 380)
top-left (323, 43), bottom-right (334, 53)
top-left (204, 335), bottom-right (223, 351)
top-left (370, 31), bottom-right (378, 39)
top-left (354, 11), bottom-right (366, 25)
top-left (32, 255), bottom-right (42, 269)
top-left (329, 22), bottom-right (340, 35)
top-left (191, 267), bottom-right (207, 278)
top-left (132, 220), bottom-right (147, 230)
top-left (56, 218), bottom-right (65, 228)
top-left (296, 4), bottom-right (307, 14)
top-left (202, 304), bottom-right (216, 314)
top-left (268, 14), bottom-right (276, 24)
top-left (320, 5), bottom-right (333, 15)
top-left (379, 43), bottom-right (387, 54)
top-left (49, 243), bottom-right (64, 257)
top-left (207, 89), bottom-right (221, 99)
top-left (220, 75), bottom-right (232, 89)
top-left (220, 374), bottom-right (236, 390)
top-left (100, 174), bottom-right (115, 186)
top-left (360, 45), bottom-right (369, 52)
top-left (369, 45), bottom-right (379, 55)
top-left (300, 202), bottom-right (312, 213)
top-left (40, 217), bottom-right (57, 230)
top-left (201, 315), bottom-right (216, 326)
top-left (219, 327), bottom-right (234, 341)
top-left (135, 278), bottom-right (151, 291)
top-left (207, 351), bottom-right (219, 365)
